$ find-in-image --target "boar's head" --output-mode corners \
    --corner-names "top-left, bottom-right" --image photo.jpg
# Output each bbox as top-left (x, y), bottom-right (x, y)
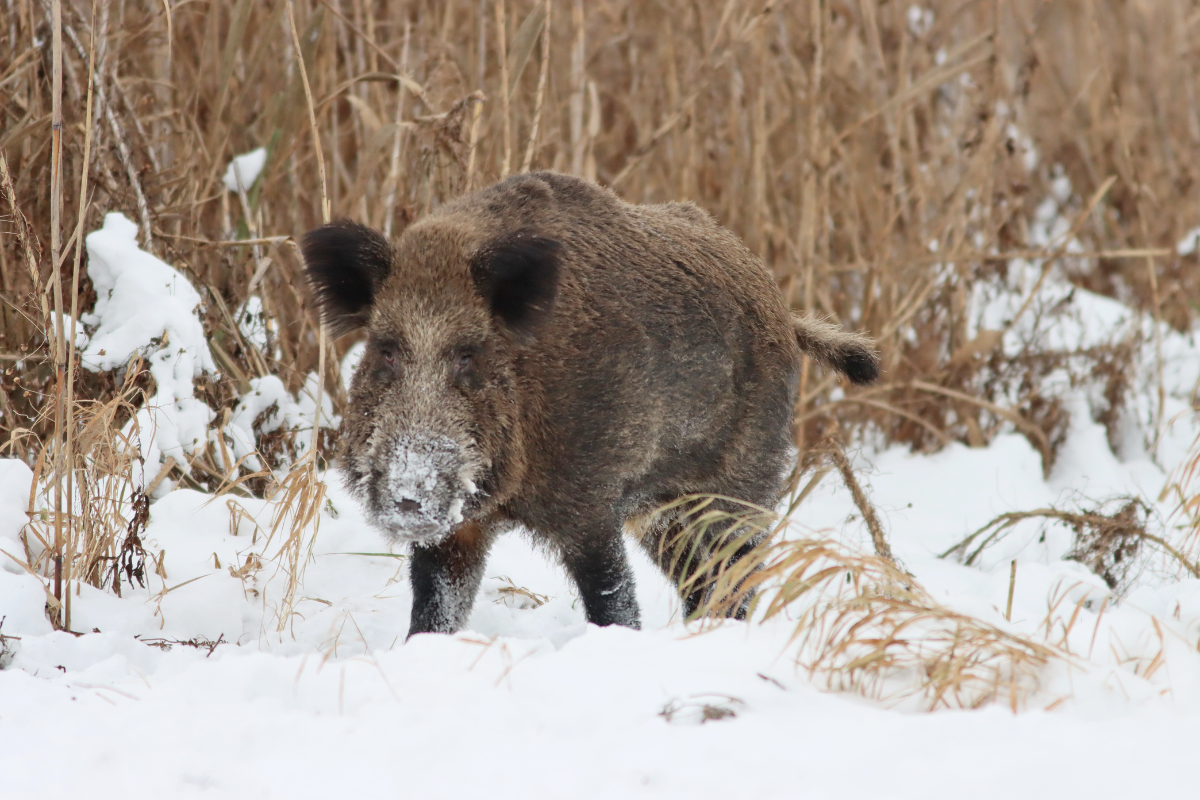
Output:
top-left (301, 218), bottom-right (560, 545)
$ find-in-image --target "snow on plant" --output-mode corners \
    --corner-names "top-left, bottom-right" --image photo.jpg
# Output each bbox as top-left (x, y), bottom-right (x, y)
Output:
top-left (76, 212), bottom-right (336, 491)
top-left (235, 295), bottom-right (273, 357)
top-left (7, 213), bottom-right (339, 624)
top-left (221, 147), bottom-right (267, 193)
top-left (216, 374), bottom-right (337, 478)
top-left (80, 212), bottom-right (218, 484)
top-left (960, 168), bottom-right (1197, 473)
top-left (1177, 225), bottom-right (1200, 257)
top-left (4, 213), bottom-right (224, 618)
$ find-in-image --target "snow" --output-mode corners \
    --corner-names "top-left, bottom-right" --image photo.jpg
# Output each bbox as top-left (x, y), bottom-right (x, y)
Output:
top-left (340, 340), bottom-right (366, 392)
top-left (907, 6), bottom-right (934, 38)
top-left (235, 294), bottom-right (270, 353)
top-left (1177, 225), bottom-right (1200, 256)
top-left (217, 374), bottom-right (337, 476)
top-left (3, 414), bottom-right (1200, 796)
top-left (70, 215), bottom-right (335, 488)
top-left (3, 200), bottom-right (1200, 797)
top-left (79, 213), bottom-right (218, 478)
top-left (221, 147), bottom-right (267, 193)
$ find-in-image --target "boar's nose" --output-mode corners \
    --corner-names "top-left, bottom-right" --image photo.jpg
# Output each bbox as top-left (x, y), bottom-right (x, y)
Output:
top-left (364, 433), bottom-right (475, 544)
top-left (396, 498), bottom-right (422, 514)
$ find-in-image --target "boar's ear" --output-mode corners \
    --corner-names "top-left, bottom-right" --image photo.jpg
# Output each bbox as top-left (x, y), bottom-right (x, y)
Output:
top-left (471, 230), bottom-right (562, 337)
top-left (300, 220), bottom-right (393, 337)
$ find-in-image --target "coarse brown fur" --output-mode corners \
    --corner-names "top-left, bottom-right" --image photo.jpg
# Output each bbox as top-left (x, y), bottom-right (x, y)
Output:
top-left (302, 172), bottom-right (878, 636)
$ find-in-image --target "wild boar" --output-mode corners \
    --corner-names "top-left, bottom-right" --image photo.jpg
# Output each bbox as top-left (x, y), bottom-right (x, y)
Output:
top-left (301, 171), bottom-right (878, 636)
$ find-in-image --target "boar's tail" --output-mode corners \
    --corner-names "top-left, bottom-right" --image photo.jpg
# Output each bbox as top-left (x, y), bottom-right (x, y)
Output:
top-left (791, 314), bottom-right (880, 386)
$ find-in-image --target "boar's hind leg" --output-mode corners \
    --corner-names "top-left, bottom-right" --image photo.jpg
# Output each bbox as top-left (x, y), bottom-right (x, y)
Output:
top-left (407, 522), bottom-right (495, 637)
top-left (557, 523), bottom-right (641, 630)
top-left (638, 503), bottom-right (767, 621)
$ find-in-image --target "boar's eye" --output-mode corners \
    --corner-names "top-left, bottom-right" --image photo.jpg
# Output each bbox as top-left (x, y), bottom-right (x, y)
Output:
top-left (452, 347), bottom-right (482, 387)
top-left (375, 341), bottom-right (399, 375)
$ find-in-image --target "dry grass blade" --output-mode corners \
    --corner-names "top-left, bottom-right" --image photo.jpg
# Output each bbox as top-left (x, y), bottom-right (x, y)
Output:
top-left (909, 381), bottom-right (1053, 472)
top-left (519, 0), bottom-right (551, 173)
top-left (19, 365), bottom-right (147, 614)
top-left (506, 1), bottom-right (546, 100)
top-left (827, 439), bottom-right (895, 563)
top-left (0, 151), bottom-right (49, 335)
top-left (48, 0), bottom-right (67, 628)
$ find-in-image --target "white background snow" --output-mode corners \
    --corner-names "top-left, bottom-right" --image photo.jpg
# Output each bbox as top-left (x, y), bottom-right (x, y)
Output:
top-left (2, 177), bottom-right (1200, 798)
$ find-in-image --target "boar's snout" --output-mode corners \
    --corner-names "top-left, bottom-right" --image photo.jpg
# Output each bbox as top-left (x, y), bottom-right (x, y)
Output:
top-left (362, 434), bottom-right (477, 545)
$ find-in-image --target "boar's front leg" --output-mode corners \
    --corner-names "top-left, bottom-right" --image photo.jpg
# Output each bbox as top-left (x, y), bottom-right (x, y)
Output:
top-left (558, 522), bottom-right (641, 630)
top-left (407, 522), bottom-right (494, 637)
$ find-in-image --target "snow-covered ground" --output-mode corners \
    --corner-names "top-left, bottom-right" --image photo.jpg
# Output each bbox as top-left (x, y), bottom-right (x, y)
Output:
top-left (3, 201), bottom-right (1200, 798)
top-left (4, 422), bottom-right (1200, 799)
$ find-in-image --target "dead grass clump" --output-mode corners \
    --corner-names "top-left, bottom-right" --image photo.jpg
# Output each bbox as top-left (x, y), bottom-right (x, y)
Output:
top-left (765, 539), bottom-right (1053, 710)
top-left (136, 633), bottom-right (227, 656)
top-left (1063, 500), bottom-right (1154, 592)
top-left (659, 694), bottom-right (744, 725)
top-left (105, 490), bottom-right (148, 598)
top-left (941, 498), bottom-right (1199, 595)
top-left (14, 363), bottom-right (147, 629)
top-left (490, 575), bottom-right (550, 609)
top-left (653, 496), bottom-right (1055, 711)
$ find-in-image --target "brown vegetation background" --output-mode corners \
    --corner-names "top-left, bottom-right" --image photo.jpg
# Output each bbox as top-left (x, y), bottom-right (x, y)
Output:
top-left (3, 0), bottom-right (1199, 467)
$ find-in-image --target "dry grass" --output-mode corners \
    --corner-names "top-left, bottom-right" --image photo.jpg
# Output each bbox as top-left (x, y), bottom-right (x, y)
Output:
top-left (5, 0), bottom-right (1200, 461)
top-left (942, 497), bottom-right (1200, 592)
top-left (1164, 430), bottom-right (1200, 571)
top-left (2, 0), bottom-right (1199, 698)
top-left (654, 495), bottom-right (1055, 710)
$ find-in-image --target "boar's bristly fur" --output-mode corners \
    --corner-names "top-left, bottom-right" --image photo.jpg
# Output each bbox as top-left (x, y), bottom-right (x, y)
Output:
top-left (301, 172), bottom-right (879, 637)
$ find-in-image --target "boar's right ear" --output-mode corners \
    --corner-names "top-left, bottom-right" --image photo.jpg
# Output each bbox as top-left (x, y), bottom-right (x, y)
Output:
top-left (300, 220), bottom-right (393, 337)
top-left (471, 230), bottom-right (562, 338)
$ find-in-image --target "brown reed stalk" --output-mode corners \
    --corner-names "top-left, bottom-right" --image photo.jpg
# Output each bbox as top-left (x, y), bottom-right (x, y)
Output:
top-left (464, 91), bottom-right (485, 189)
top-left (496, 0), bottom-right (511, 178)
top-left (62, 0), bottom-right (100, 632)
top-left (382, 21), bottom-right (412, 238)
top-left (48, 0), bottom-right (66, 627)
top-left (568, 0), bottom-right (585, 177)
top-left (271, 0), bottom-right (333, 634)
top-left (828, 439), bottom-right (895, 564)
top-left (520, 0), bottom-right (551, 174)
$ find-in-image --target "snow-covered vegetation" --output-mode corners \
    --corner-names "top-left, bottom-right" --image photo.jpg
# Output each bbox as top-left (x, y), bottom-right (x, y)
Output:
top-left (2, 2), bottom-right (1199, 798)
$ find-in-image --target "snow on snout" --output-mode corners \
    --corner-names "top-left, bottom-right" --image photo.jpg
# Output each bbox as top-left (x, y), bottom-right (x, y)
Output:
top-left (366, 434), bottom-right (471, 543)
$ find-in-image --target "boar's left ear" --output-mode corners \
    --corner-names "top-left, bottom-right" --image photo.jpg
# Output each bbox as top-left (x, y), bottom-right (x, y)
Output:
top-left (471, 230), bottom-right (562, 337)
top-left (301, 220), bottom-right (393, 338)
